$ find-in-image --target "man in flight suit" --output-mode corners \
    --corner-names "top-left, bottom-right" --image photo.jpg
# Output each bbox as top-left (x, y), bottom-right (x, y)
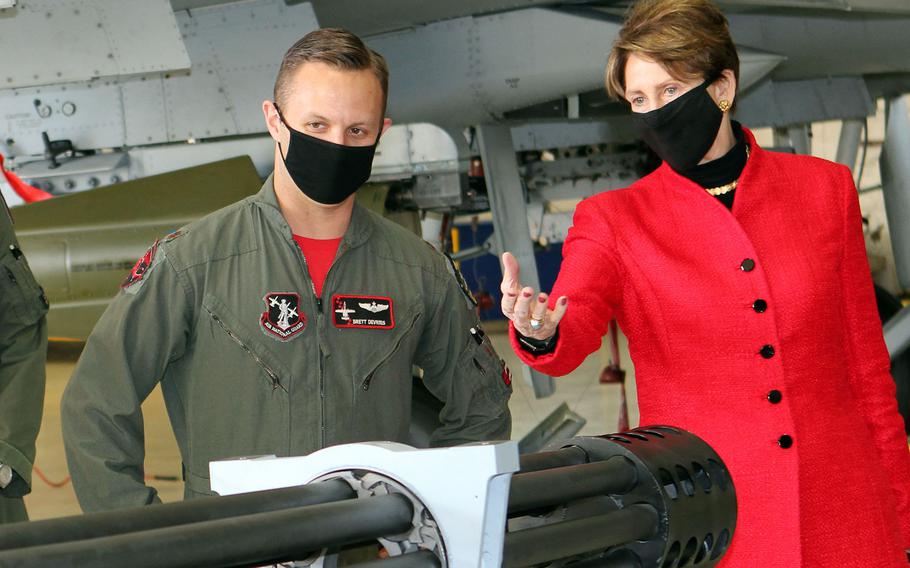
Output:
top-left (61, 29), bottom-right (512, 511)
top-left (0, 192), bottom-right (48, 522)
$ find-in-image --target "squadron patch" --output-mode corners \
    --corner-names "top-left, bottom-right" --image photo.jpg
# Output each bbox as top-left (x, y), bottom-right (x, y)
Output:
top-left (121, 240), bottom-right (160, 289)
top-left (260, 292), bottom-right (306, 341)
top-left (332, 295), bottom-right (395, 329)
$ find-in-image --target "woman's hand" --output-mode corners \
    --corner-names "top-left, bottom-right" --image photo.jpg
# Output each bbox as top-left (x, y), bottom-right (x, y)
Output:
top-left (500, 252), bottom-right (568, 340)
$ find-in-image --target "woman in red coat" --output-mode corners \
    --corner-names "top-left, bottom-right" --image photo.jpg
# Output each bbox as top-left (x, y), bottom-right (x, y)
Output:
top-left (501, 0), bottom-right (910, 566)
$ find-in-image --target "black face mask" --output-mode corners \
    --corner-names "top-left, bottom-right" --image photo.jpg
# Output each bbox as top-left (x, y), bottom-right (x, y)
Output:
top-left (276, 106), bottom-right (380, 205)
top-left (632, 82), bottom-right (723, 172)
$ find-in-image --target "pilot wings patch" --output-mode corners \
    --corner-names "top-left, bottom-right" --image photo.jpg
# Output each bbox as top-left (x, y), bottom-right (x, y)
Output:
top-left (332, 294), bottom-right (395, 329)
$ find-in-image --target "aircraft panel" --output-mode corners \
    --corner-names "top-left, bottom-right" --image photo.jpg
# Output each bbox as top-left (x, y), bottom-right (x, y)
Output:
top-left (719, 0), bottom-right (910, 13)
top-left (0, 0), bottom-right (190, 89)
top-left (122, 77), bottom-right (171, 146)
top-left (161, 62), bottom-right (238, 141)
top-left (170, 0), bottom-right (251, 10)
top-left (132, 0), bottom-right (319, 143)
top-left (729, 13), bottom-right (910, 80)
top-left (734, 76), bottom-right (875, 128)
top-left (0, 82), bottom-right (126, 156)
top-left (371, 8), bottom-right (623, 127)
top-left (0, 0), bottom-right (318, 155)
top-left (182, 0), bottom-right (319, 135)
top-left (308, 0), bottom-right (561, 37)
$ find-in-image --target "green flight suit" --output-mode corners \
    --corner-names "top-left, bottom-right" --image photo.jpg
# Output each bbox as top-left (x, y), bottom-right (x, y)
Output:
top-left (0, 194), bottom-right (48, 522)
top-left (62, 177), bottom-right (512, 512)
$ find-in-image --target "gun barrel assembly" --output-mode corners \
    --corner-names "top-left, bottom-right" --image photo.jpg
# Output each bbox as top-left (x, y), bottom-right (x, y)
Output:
top-left (0, 427), bottom-right (735, 567)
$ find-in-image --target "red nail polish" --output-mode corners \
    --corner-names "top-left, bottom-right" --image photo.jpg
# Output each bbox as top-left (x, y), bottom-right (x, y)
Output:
top-left (560, 297), bottom-right (568, 306)
top-left (522, 291), bottom-right (532, 298)
top-left (538, 296), bottom-right (546, 303)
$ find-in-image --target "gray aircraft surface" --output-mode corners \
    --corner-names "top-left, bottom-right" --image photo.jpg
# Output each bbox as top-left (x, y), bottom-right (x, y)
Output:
top-left (2, 0), bottom-right (910, 408)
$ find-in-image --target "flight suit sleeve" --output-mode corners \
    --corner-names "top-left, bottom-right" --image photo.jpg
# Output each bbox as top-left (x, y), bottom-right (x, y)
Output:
top-left (0, 240), bottom-right (48, 500)
top-left (415, 258), bottom-right (512, 446)
top-left (835, 165), bottom-right (910, 547)
top-left (61, 243), bottom-right (192, 512)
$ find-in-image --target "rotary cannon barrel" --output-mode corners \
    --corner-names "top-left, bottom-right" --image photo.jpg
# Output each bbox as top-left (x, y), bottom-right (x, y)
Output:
top-left (0, 427), bottom-right (735, 568)
top-left (0, 479), bottom-right (355, 551)
top-left (503, 426), bottom-right (737, 568)
top-left (0, 493), bottom-right (413, 568)
top-left (507, 456), bottom-right (638, 515)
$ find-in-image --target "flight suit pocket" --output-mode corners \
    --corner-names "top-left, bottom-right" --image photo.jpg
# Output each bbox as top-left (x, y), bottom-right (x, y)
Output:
top-left (430, 333), bottom-right (511, 443)
top-left (202, 295), bottom-right (289, 392)
top-left (350, 311), bottom-right (422, 441)
top-left (190, 295), bottom-right (291, 481)
top-left (465, 332), bottom-right (512, 404)
top-left (356, 311), bottom-right (422, 392)
top-left (0, 247), bottom-right (47, 328)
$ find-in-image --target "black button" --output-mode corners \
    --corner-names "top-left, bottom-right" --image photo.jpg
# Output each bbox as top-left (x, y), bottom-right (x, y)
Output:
top-left (753, 299), bottom-right (768, 313)
top-left (740, 258), bottom-right (755, 272)
top-left (767, 390), bottom-right (782, 404)
top-left (760, 344), bottom-right (775, 359)
top-left (778, 435), bottom-right (793, 448)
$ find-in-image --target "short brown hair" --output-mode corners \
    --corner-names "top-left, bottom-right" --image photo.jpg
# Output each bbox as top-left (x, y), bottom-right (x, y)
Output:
top-left (605, 0), bottom-right (739, 101)
top-left (273, 28), bottom-right (389, 114)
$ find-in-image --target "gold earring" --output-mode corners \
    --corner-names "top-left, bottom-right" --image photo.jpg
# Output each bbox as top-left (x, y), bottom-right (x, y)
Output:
top-left (718, 99), bottom-right (731, 112)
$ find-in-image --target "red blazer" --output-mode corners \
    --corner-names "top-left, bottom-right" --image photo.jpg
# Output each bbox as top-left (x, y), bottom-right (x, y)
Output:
top-left (512, 128), bottom-right (910, 567)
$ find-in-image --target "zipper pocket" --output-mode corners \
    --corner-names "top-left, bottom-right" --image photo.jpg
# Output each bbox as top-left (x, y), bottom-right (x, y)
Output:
top-left (204, 305), bottom-right (287, 393)
top-left (360, 313), bottom-right (422, 391)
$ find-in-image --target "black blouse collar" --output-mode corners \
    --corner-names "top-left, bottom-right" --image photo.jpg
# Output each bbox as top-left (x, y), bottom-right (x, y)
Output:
top-left (678, 121), bottom-right (748, 190)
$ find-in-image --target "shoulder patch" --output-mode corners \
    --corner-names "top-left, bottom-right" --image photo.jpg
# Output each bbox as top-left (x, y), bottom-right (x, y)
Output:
top-left (121, 240), bottom-right (160, 290)
top-left (164, 228), bottom-right (186, 242)
top-left (443, 253), bottom-right (478, 308)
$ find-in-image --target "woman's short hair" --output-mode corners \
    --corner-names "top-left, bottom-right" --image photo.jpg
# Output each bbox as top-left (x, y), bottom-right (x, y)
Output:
top-left (605, 0), bottom-right (739, 101)
top-left (273, 28), bottom-right (389, 114)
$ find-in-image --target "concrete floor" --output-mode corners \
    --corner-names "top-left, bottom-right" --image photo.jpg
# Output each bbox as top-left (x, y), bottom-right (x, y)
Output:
top-left (24, 324), bottom-right (637, 520)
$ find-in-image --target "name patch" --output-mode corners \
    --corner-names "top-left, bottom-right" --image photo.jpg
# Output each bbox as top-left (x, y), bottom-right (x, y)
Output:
top-left (332, 295), bottom-right (395, 329)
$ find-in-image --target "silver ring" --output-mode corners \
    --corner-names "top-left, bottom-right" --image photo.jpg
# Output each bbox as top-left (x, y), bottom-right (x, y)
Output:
top-left (529, 318), bottom-right (543, 331)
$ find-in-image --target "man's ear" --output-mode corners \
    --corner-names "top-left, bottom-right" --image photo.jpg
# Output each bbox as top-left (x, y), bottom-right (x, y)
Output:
top-left (381, 117), bottom-right (393, 137)
top-left (263, 100), bottom-right (283, 141)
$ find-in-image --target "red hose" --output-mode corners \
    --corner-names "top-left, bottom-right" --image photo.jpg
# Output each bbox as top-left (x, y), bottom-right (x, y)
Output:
top-left (0, 153), bottom-right (52, 203)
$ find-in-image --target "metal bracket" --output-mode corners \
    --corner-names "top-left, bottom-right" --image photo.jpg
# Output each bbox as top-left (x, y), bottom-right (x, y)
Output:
top-left (210, 441), bottom-right (520, 568)
top-left (476, 123), bottom-right (555, 398)
top-left (518, 402), bottom-right (587, 454)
